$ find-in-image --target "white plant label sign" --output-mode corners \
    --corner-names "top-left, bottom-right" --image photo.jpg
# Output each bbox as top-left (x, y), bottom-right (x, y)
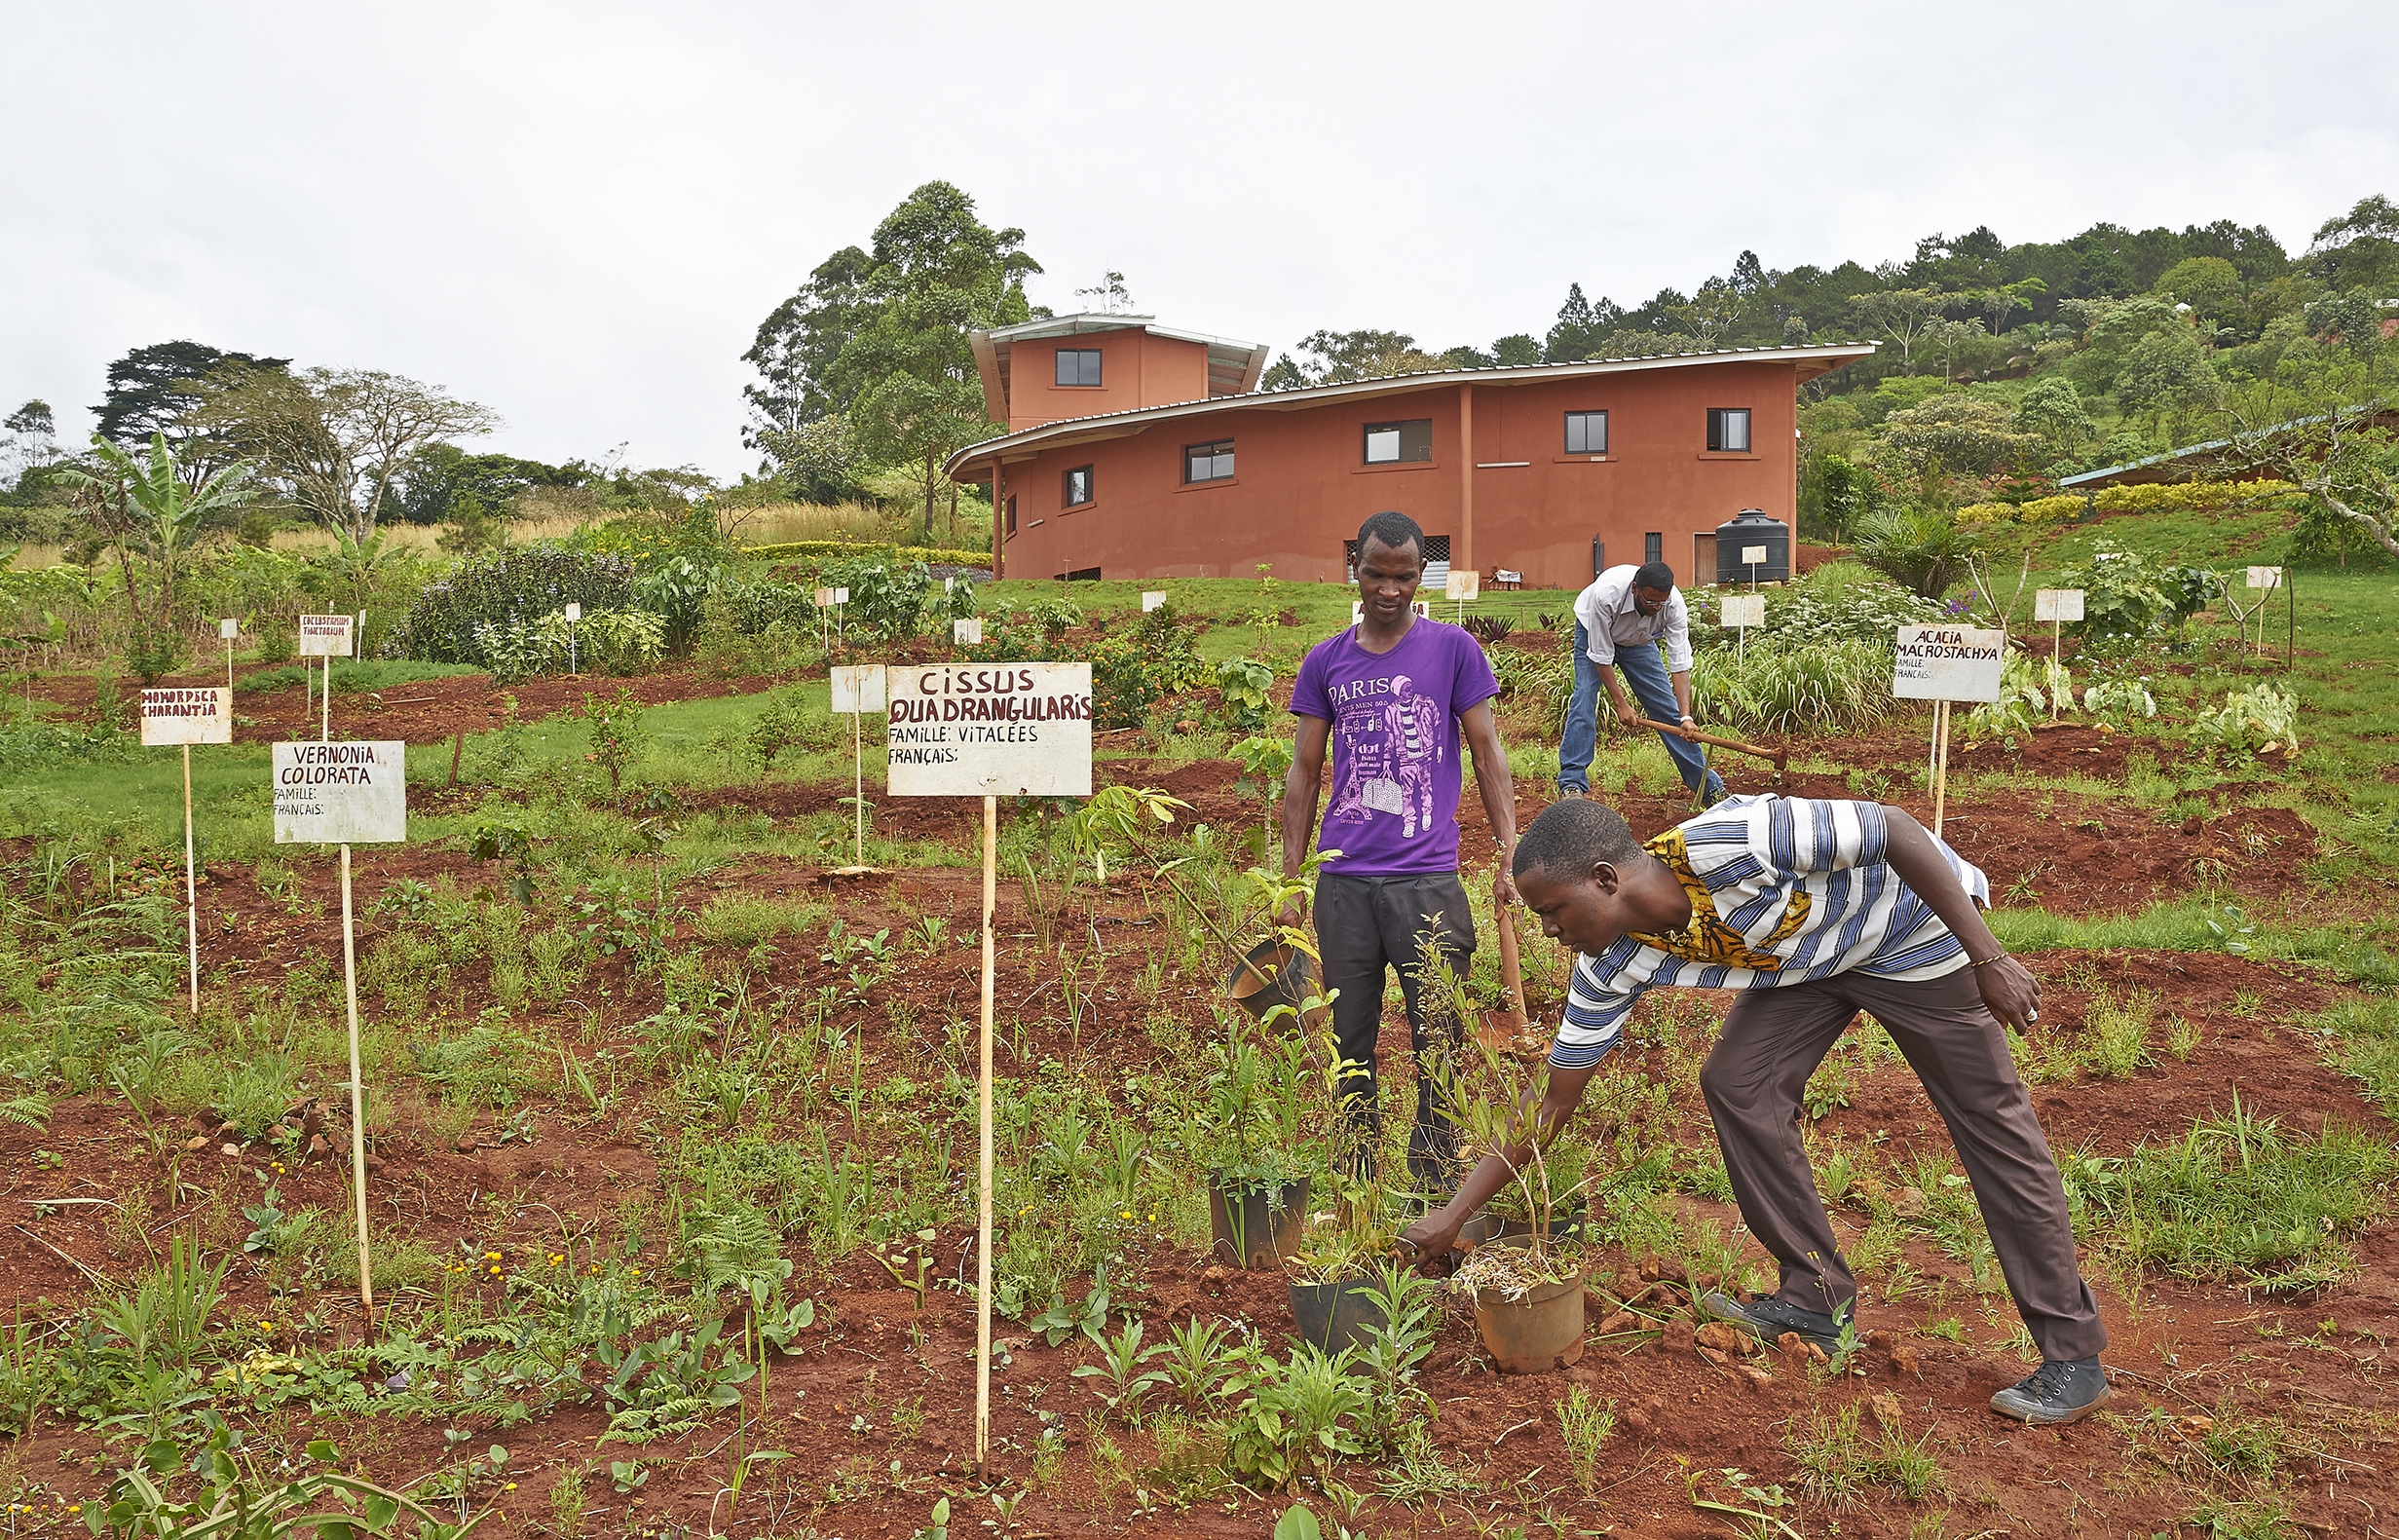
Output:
top-left (2034, 589), bottom-right (2085, 621)
top-left (833, 587), bottom-right (850, 606)
top-left (563, 602), bottom-right (582, 622)
top-left (830, 664), bottom-right (886, 713)
top-left (273, 741), bottom-right (407, 844)
top-left (953, 618), bottom-right (983, 645)
top-left (1893, 625), bottom-right (2005, 703)
top-left (2246, 566), bottom-right (2283, 589)
top-left (1719, 594), bottom-right (1766, 628)
top-left (298, 615), bottom-right (355, 658)
top-left (1141, 590), bottom-right (1168, 613)
top-left (1741, 545), bottom-right (1769, 565)
top-left (1443, 571), bottom-right (1481, 601)
top-left (887, 663), bottom-right (1092, 798)
top-left (218, 619), bottom-right (240, 640)
top-left (1494, 568), bottom-right (1522, 584)
top-left (140, 687), bottom-right (232, 746)
top-left (814, 586), bottom-right (836, 607)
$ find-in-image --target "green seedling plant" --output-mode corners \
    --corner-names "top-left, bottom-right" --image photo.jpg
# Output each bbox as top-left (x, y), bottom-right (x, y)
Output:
top-left (1072, 1317), bottom-right (1169, 1424)
top-left (1555, 1386), bottom-right (1616, 1495)
top-left (91, 1418), bottom-right (487, 1540)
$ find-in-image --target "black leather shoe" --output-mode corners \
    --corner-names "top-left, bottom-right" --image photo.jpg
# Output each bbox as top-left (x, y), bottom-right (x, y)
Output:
top-left (1701, 1292), bottom-right (1841, 1353)
top-left (1989, 1357), bottom-right (2111, 1424)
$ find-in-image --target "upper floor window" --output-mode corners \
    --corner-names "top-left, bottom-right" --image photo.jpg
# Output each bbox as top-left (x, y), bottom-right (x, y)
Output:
top-left (1184, 439), bottom-right (1235, 483)
top-left (1056, 348), bottom-right (1103, 387)
top-left (1706, 407), bottom-right (1752, 453)
top-left (1564, 410), bottom-right (1608, 455)
top-left (1644, 532), bottom-right (1664, 565)
top-left (1063, 466), bottom-right (1094, 507)
top-left (1364, 419), bottom-right (1432, 464)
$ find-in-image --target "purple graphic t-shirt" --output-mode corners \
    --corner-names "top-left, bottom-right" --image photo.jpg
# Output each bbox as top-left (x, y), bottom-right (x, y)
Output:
top-left (1290, 619), bottom-right (1500, 876)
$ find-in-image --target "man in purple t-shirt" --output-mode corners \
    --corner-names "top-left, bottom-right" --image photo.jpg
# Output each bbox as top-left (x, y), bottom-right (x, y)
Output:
top-left (1281, 510), bottom-right (1518, 1190)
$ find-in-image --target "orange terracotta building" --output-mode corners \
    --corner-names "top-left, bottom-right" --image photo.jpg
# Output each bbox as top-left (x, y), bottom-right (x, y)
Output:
top-left (947, 314), bottom-right (1873, 589)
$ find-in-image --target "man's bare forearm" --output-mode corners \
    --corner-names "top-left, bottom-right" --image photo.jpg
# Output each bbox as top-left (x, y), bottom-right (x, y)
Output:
top-left (1881, 806), bottom-right (2002, 958)
top-left (1280, 769), bottom-right (1322, 879)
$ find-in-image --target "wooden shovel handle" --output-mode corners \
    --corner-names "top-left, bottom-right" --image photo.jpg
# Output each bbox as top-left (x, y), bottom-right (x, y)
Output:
top-left (1494, 883), bottom-right (1527, 1029)
top-left (1637, 716), bottom-right (1788, 770)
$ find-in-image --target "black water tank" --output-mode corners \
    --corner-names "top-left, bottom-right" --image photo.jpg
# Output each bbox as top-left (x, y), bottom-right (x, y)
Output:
top-left (1714, 508), bottom-right (1790, 584)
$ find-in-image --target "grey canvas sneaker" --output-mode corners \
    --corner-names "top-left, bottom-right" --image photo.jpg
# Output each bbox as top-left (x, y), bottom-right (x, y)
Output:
top-left (1701, 1292), bottom-right (1841, 1354)
top-left (1989, 1357), bottom-right (2111, 1424)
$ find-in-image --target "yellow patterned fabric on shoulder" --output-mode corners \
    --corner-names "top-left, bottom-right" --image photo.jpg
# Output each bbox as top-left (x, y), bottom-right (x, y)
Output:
top-left (1627, 826), bottom-right (1789, 971)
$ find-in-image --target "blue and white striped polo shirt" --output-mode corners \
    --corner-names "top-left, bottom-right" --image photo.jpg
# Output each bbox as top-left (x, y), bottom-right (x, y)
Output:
top-left (1549, 795), bottom-right (1991, 1070)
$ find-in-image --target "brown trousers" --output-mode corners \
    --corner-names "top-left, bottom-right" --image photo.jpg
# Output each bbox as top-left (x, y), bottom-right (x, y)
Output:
top-left (1699, 964), bottom-right (2108, 1364)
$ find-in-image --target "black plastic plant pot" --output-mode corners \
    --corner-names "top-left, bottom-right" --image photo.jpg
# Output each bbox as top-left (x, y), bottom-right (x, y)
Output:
top-left (1207, 1173), bottom-right (1310, 1269)
top-left (1498, 1203), bottom-right (1590, 1245)
top-left (1287, 1276), bottom-right (1389, 1354)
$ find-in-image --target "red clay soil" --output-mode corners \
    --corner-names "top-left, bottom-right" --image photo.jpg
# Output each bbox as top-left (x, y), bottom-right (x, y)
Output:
top-left (0, 709), bottom-right (2377, 1536)
top-left (1095, 752), bottom-right (2320, 919)
top-left (32, 663), bottom-right (786, 743)
top-left (5, 884), bottom-right (2394, 1539)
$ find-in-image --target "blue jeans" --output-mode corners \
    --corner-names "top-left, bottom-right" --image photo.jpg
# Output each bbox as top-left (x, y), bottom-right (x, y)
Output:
top-left (1557, 620), bottom-right (1726, 799)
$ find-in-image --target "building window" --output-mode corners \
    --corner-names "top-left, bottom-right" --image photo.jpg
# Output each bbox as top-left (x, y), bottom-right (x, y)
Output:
top-left (1005, 495), bottom-right (1018, 537)
top-left (1706, 407), bottom-right (1752, 452)
top-left (1056, 348), bottom-right (1102, 387)
top-left (1184, 439), bottom-right (1235, 483)
top-left (1564, 410), bottom-right (1608, 455)
top-left (1064, 466), bottom-right (1094, 507)
top-left (1344, 535), bottom-right (1450, 582)
top-left (1061, 567), bottom-right (1102, 582)
top-left (1363, 419), bottom-right (1433, 465)
top-left (1644, 532), bottom-right (1663, 566)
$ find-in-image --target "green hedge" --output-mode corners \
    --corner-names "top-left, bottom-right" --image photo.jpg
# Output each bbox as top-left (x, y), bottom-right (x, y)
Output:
top-left (740, 540), bottom-right (993, 567)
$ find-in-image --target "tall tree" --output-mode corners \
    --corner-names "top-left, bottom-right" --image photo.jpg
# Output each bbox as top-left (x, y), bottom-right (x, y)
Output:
top-left (198, 367), bottom-right (499, 542)
top-left (1850, 287), bottom-right (1949, 372)
top-left (3, 399), bottom-right (58, 483)
top-left (742, 244), bottom-right (874, 457)
top-left (830, 182), bottom-right (1039, 540)
top-left (1262, 329), bottom-right (1444, 389)
top-left (92, 341), bottom-right (289, 463)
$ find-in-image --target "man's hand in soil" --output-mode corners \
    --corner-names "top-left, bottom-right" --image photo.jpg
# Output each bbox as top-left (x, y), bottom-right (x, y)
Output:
top-left (1398, 1065), bottom-right (1596, 1270)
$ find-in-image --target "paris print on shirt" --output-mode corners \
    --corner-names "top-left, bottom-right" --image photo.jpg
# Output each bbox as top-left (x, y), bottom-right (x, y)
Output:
top-left (1324, 672), bottom-right (1447, 840)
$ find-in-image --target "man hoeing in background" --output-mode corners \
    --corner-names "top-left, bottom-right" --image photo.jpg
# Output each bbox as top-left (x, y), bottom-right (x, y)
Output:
top-left (1401, 794), bottom-right (2113, 1425)
top-left (1279, 510), bottom-right (1518, 1192)
top-left (1558, 560), bottom-right (1726, 807)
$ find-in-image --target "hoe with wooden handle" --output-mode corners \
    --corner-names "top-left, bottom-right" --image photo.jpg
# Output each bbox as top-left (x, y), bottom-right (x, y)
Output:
top-left (1637, 716), bottom-right (1789, 771)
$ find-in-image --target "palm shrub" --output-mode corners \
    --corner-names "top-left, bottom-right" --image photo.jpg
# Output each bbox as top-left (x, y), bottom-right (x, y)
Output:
top-left (1853, 507), bottom-right (1978, 598)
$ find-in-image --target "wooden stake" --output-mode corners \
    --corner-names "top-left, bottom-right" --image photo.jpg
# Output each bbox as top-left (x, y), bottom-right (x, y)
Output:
top-left (449, 727), bottom-right (465, 790)
top-left (2050, 619), bottom-right (2062, 722)
top-left (181, 743), bottom-right (199, 1016)
top-left (1932, 701), bottom-right (1952, 840)
top-left (341, 844), bottom-right (375, 1327)
top-left (975, 793), bottom-right (996, 1470)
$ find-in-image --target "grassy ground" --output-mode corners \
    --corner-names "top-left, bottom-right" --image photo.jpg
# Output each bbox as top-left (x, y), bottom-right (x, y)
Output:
top-left (1, 512), bottom-right (2395, 1539)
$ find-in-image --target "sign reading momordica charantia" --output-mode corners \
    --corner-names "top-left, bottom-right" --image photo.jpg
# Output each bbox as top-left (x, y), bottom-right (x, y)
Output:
top-left (886, 663), bottom-right (1093, 798)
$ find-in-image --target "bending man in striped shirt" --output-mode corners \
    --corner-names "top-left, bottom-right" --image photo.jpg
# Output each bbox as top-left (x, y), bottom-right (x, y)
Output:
top-left (1399, 794), bottom-right (2112, 1426)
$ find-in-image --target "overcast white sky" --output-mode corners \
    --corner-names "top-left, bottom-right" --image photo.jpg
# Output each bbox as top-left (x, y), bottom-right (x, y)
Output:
top-left (7, 1), bottom-right (2397, 480)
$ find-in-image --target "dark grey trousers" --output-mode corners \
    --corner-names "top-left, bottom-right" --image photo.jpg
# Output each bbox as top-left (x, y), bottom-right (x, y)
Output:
top-left (1699, 963), bottom-right (2108, 1364)
top-left (1314, 871), bottom-right (1476, 1189)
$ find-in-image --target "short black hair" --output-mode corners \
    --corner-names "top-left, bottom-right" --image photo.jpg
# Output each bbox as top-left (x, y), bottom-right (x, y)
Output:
top-left (1513, 799), bottom-right (1645, 884)
top-left (1632, 561), bottom-right (1676, 593)
top-left (1356, 510), bottom-right (1425, 565)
